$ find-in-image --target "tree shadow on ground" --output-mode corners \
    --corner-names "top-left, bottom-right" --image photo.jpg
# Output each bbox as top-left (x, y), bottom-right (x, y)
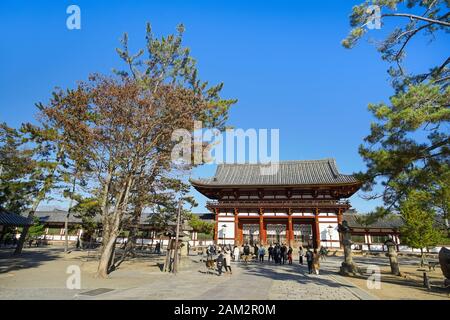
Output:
top-left (0, 247), bottom-right (63, 274)
top-left (236, 261), bottom-right (355, 289)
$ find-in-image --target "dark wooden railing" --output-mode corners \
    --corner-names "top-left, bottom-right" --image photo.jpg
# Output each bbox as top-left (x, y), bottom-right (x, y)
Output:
top-left (206, 199), bottom-right (350, 208)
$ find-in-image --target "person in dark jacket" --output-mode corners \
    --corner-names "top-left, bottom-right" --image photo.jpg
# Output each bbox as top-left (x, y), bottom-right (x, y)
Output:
top-left (305, 247), bottom-right (314, 274)
top-left (268, 244), bottom-right (274, 262)
top-left (243, 243), bottom-right (250, 263)
top-left (216, 251), bottom-right (224, 276)
top-left (253, 244), bottom-right (259, 258)
top-left (275, 244), bottom-right (282, 264)
top-left (280, 244), bottom-right (287, 265)
top-left (287, 246), bottom-right (293, 265)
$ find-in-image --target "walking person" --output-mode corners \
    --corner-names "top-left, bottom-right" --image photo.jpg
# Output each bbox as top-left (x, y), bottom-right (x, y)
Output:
top-left (298, 246), bottom-right (304, 265)
top-left (268, 244), bottom-right (273, 262)
top-left (233, 245), bottom-right (240, 262)
top-left (272, 244), bottom-right (278, 263)
top-left (224, 248), bottom-right (232, 274)
top-left (287, 246), bottom-right (293, 265)
top-left (319, 246), bottom-right (328, 261)
top-left (243, 243), bottom-right (250, 264)
top-left (313, 248), bottom-right (321, 275)
top-left (216, 250), bottom-right (224, 276)
top-left (281, 243), bottom-right (287, 265)
top-left (253, 243), bottom-right (259, 260)
top-left (275, 244), bottom-right (282, 264)
top-left (305, 247), bottom-right (314, 274)
top-left (258, 245), bottom-right (266, 262)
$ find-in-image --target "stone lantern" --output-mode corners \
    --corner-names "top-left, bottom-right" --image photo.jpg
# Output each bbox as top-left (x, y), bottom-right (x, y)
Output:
top-left (384, 238), bottom-right (400, 276)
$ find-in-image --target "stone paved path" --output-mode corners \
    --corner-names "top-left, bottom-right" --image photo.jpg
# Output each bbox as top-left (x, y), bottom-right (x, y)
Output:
top-left (0, 248), bottom-right (375, 300)
top-left (75, 259), bottom-right (371, 300)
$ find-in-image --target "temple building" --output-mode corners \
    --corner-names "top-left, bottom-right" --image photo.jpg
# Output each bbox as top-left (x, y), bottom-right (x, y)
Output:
top-left (191, 159), bottom-right (361, 249)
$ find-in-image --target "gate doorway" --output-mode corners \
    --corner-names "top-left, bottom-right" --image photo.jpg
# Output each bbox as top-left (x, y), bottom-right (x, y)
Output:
top-left (266, 224), bottom-right (286, 245)
top-left (242, 224), bottom-right (259, 246)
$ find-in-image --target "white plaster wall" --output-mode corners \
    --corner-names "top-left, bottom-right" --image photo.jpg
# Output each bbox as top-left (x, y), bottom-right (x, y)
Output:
top-left (318, 217), bottom-right (338, 223)
top-left (318, 222), bottom-right (339, 241)
top-left (217, 221), bottom-right (235, 239)
top-left (218, 216), bottom-right (235, 222)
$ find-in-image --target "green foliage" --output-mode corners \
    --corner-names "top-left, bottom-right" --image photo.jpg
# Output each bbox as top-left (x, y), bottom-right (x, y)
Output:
top-left (26, 216), bottom-right (45, 240)
top-left (0, 123), bottom-right (36, 213)
top-left (114, 22), bottom-right (237, 131)
top-left (70, 195), bottom-right (101, 237)
top-left (344, 1), bottom-right (449, 228)
top-left (188, 213), bottom-right (214, 235)
top-left (399, 190), bottom-right (442, 249)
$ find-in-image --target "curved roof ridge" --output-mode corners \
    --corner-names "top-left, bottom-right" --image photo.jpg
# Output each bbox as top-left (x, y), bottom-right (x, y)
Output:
top-left (217, 158), bottom-right (335, 167)
top-left (190, 158), bottom-right (359, 187)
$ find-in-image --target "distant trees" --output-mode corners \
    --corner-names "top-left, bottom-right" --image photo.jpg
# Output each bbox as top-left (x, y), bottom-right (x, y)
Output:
top-left (26, 216), bottom-right (46, 243)
top-left (343, 1), bottom-right (449, 230)
top-left (399, 190), bottom-right (443, 265)
top-left (0, 123), bottom-right (35, 214)
top-left (0, 122), bottom-right (69, 254)
top-left (188, 214), bottom-right (214, 238)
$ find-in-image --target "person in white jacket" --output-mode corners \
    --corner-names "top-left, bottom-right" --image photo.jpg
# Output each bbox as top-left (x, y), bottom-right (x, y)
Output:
top-left (233, 245), bottom-right (240, 262)
top-left (224, 248), bottom-right (232, 274)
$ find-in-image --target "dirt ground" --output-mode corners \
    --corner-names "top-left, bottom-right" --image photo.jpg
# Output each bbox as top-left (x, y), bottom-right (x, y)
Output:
top-left (343, 260), bottom-right (450, 300)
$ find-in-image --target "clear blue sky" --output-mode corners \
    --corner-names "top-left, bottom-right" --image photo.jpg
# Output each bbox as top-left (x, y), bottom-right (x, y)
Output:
top-left (1, 1), bottom-right (448, 213)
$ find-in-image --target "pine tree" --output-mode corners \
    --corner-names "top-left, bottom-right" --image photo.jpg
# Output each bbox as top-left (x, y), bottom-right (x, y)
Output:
top-left (399, 190), bottom-right (443, 265)
top-left (343, 1), bottom-right (449, 225)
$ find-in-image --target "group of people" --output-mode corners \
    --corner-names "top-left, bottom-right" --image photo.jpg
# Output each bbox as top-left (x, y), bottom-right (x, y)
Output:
top-left (299, 246), bottom-right (321, 275)
top-left (206, 244), bottom-right (233, 276)
top-left (205, 242), bottom-right (328, 276)
top-left (267, 243), bottom-right (293, 264)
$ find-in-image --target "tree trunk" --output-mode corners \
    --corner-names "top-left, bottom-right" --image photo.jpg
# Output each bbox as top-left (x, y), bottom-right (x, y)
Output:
top-left (420, 248), bottom-right (425, 267)
top-left (96, 233), bottom-right (117, 278)
top-left (64, 216), bottom-right (69, 253)
top-left (114, 226), bottom-right (138, 269)
top-left (96, 176), bottom-right (133, 277)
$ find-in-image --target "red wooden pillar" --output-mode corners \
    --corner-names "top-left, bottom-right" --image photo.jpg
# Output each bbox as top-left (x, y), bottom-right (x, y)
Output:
top-left (288, 208), bottom-right (293, 246)
top-left (314, 207), bottom-right (321, 249)
top-left (259, 208), bottom-right (265, 245)
top-left (234, 208), bottom-right (239, 245)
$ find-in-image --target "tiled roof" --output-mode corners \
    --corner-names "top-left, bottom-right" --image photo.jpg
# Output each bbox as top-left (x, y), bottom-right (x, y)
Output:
top-left (33, 210), bottom-right (182, 226)
top-left (0, 212), bottom-right (33, 226)
top-left (191, 159), bottom-right (358, 186)
top-left (343, 213), bottom-right (404, 229)
top-left (35, 210), bottom-right (83, 224)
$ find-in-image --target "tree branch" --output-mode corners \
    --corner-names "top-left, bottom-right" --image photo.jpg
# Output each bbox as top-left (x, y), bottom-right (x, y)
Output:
top-left (382, 13), bottom-right (450, 27)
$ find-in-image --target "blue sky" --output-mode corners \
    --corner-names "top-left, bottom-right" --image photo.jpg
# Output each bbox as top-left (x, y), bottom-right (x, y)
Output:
top-left (1, 1), bottom-right (448, 213)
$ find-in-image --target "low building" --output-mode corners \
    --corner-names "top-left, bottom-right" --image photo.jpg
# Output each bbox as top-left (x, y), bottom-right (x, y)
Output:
top-left (0, 211), bottom-right (33, 243)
